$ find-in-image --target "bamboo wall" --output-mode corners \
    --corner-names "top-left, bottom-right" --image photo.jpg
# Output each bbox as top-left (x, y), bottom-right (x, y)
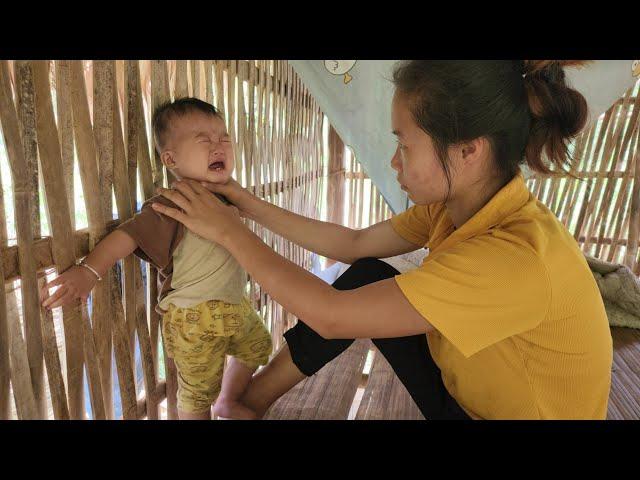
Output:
top-left (0, 60), bottom-right (392, 420)
top-left (526, 79), bottom-right (640, 274)
top-left (1, 61), bottom-right (635, 421)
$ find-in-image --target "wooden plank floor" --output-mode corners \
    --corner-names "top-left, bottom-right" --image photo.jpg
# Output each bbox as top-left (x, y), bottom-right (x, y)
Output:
top-left (264, 339), bottom-right (370, 420)
top-left (356, 348), bottom-right (424, 420)
top-left (267, 327), bottom-right (640, 421)
top-left (607, 327), bottom-right (640, 420)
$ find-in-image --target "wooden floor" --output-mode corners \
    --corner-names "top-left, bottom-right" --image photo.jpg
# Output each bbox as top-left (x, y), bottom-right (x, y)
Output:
top-left (265, 327), bottom-right (640, 420)
top-left (607, 327), bottom-right (640, 419)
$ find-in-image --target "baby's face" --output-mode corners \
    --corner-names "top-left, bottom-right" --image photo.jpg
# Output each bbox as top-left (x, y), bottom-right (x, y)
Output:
top-left (161, 111), bottom-right (235, 184)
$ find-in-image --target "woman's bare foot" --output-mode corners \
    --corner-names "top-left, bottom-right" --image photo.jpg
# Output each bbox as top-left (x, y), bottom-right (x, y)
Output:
top-left (212, 398), bottom-right (258, 420)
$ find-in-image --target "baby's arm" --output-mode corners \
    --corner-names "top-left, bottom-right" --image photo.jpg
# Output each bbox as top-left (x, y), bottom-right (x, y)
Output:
top-left (41, 230), bottom-right (138, 310)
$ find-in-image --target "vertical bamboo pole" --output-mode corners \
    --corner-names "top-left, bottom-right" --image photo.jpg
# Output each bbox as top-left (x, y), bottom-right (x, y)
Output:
top-left (94, 61), bottom-right (114, 223)
top-left (80, 303), bottom-right (106, 420)
top-left (55, 60), bottom-right (75, 228)
top-left (151, 60), bottom-right (177, 420)
top-left (11, 60), bottom-right (47, 417)
top-left (213, 60), bottom-right (225, 114)
top-left (92, 60), bottom-right (116, 417)
top-left (12, 61), bottom-right (46, 418)
top-left (126, 61), bottom-right (139, 213)
top-left (69, 60), bottom-right (110, 419)
top-left (111, 64), bottom-right (138, 419)
top-left (14, 61), bottom-right (41, 238)
top-left (175, 60), bottom-right (188, 98)
top-left (126, 59), bottom-right (158, 419)
top-left (0, 172), bottom-right (9, 418)
top-left (32, 60), bottom-right (86, 419)
top-left (39, 300), bottom-right (70, 419)
top-left (205, 60), bottom-right (213, 105)
top-left (0, 61), bottom-right (39, 419)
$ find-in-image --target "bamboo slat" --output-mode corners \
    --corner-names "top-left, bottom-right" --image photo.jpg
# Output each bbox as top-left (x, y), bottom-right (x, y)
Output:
top-left (0, 71), bottom-right (30, 420)
top-left (32, 60), bottom-right (85, 419)
top-left (126, 61), bottom-right (139, 214)
top-left (79, 302), bottom-right (105, 419)
top-left (174, 60), bottom-right (188, 99)
top-left (55, 60), bottom-right (75, 229)
top-left (150, 60), bottom-right (170, 188)
top-left (38, 280), bottom-right (69, 420)
top-left (14, 61), bottom-right (40, 238)
top-left (108, 269), bottom-right (136, 420)
top-left (125, 60), bottom-right (158, 419)
top-left (69, 60), bottom-right (115, 419)
top-left (205, 60), bottom-right (213, 105)
top-left (0, 190), bottom-right (9, 418)
top-left (111, 64), bottom-right (139, 410)
top-left (629, 144), bottom-right (640, 272)
top-left (93, 61), bottom-right (115, 224)
top-left (5, 282), bottom-right (38, 419)
top-left (11, 61), bottom-right (46, 418)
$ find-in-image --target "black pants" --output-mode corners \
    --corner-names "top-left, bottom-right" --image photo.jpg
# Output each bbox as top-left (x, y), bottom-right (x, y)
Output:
top-left (283, 257), bottom-right (471, 420)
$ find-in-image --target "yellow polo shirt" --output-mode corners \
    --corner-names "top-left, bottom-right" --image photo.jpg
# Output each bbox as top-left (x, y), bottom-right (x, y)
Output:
top-left (390, 173), bottom-right (613, 419)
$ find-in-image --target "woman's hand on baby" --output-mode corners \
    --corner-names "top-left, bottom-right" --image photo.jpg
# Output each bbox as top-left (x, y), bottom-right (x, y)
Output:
top-left (40, 265), bottom-right (98, 310)
top-left (198, 178), bottom-right (257, 219)
top-left (153, 179), bottom-right (244, 246)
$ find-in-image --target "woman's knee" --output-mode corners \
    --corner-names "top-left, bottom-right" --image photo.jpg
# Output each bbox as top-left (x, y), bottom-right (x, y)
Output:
top-left (332, 257), bottom-right (400, 290)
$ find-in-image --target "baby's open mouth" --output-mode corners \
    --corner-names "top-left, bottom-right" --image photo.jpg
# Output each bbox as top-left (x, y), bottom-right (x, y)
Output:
top-left (208, 160), bottom-right (225, 171)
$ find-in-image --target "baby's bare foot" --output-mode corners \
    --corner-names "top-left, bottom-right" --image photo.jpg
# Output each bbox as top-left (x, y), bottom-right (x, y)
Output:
top-left (213, 399), bottom-right (258, 420)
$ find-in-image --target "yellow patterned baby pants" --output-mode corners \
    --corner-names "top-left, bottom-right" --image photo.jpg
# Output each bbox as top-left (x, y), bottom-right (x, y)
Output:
top-left (161, 297), bottom-right (273, 414)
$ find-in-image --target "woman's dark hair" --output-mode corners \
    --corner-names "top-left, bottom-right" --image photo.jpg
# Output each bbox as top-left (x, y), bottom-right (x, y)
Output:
top-left (392, 60), bottom-right (589, 196)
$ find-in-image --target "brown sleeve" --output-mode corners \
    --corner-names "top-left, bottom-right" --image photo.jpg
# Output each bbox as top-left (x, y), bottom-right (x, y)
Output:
top-left (116, 194), bottom-right (184, 269)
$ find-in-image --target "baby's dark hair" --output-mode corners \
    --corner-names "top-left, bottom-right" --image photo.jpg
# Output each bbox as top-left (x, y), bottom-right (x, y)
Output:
top-left (152, 97), bottom-right (221, 153)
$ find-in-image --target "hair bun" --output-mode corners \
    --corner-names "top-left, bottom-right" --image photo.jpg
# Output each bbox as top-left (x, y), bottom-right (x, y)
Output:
top-left (523, 60), bottom-right (591, 77)
top-left (521, 60), bottom-right (590, 174)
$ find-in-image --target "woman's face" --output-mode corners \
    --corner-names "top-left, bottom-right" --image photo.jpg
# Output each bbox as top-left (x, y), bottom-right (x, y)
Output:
top-left (390, 91), bottom-right (453, 206)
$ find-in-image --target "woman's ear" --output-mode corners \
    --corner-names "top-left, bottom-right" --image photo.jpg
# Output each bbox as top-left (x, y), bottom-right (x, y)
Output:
top-left (460, 137), bottom-right (489, 165)
top-left (161, 150), bottom-right (177, 169)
